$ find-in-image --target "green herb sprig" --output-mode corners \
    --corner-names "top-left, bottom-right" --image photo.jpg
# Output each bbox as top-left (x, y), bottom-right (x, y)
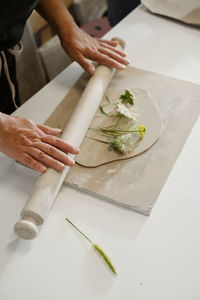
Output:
top-left (89, 125), bottom-right (146, 154)
top-left (66, 218), bottom-right (117, 275)
top-left (90, 125), bottom-right (146, 138)
top-left (120, 89), bottom-right (134, 105)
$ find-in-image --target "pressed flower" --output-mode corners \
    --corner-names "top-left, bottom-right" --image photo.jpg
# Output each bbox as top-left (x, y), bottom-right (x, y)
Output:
top-left (94, 89), bottom-right (146, 154)
top-left (116, 102), bottom-right (137, 121)
top-left (110, 133), bottom-right (135, 154)
top-left (89, 125), bottom-right (146, 154)
top-left (134, 125), bottom-right (146, 138)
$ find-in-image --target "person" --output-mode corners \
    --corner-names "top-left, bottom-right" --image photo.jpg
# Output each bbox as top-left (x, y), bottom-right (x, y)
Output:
top-left (0, 0), bottom-right (130, 173)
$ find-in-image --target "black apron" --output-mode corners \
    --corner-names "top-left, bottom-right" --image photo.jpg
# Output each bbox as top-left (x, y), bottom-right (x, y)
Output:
top-left (0, 0), bottom-right (38, 114)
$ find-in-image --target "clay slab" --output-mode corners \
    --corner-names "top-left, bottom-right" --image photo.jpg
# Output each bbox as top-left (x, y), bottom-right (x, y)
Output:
top-left (46, 67), bottom-right (200, 215)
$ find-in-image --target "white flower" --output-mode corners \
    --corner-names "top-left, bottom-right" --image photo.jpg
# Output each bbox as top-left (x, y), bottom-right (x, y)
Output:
top-left (110, 133), bottom-right (135, 154)
top-left (116, 102), bottom-right (137, 121)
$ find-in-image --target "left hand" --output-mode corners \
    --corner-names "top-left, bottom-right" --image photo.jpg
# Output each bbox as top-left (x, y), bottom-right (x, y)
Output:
top-left (60, 24), bottom-right (130, 74)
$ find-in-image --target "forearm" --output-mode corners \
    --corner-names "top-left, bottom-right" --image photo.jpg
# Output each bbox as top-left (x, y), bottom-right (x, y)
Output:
top-left (36, 0), bottom-right (77, 40)
top-left (36, 0), bottom-right (129, 74)
top-left (0, 112), bottom-right (6, 138)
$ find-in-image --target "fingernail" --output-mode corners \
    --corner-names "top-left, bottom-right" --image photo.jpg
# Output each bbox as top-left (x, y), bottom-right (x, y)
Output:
top-left (119, 64), bottom-right (126, 70)
top-left (60, 163), bottom-right (65, 170)
top-left (69, 157), bottom-right (75, 166)
top-left (124, 60), bottom-right (131, 65)
top-left (55, 128), bottom-right (62, 134)
top-left (71, 146), bottom-right (79, 154)
top-left (41, 166), bottom-right (47, 173)
top-left (74, 147), bottom-right (80, 153)
top-left (89, 66), bottom-right (95, 74)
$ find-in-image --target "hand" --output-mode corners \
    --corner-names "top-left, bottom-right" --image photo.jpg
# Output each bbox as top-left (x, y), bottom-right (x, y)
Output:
top-left (0, 113), bottom-right (79, 173)
top-left (36, 0), bottom-right (129, 73)
top-left (60, 24), bottom-right (130, 74)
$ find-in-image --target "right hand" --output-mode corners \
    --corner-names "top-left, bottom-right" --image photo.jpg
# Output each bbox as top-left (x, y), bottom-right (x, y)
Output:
top-left (60, 24), bottom-right (129, 74)
top-left (0, 113), bottom-right (79, 173)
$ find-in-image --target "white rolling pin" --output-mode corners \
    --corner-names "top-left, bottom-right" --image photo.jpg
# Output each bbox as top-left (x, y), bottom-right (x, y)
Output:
top-left (14, 38), bottom-right (125, 240)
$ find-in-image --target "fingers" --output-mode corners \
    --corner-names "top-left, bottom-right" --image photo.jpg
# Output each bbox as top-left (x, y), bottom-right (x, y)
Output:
top-left (30, 127), bottom-right (79, 171)
top-left (99, 42), bottom-right (127, 57)
top-left (26, 147), bottom-right (66, 171)
top-left (41, 135), bottom-right (80, 155)
top-left (37, 124), bottom-right (61, 136)
top-left (81, 39), bottom-right (129, 72)
top-left (1, 114), bottom-right (79, 173)
top-left (24, 140), bottom-right (77, 172)
top-left (89, 50), bottom-right (126, 70)
top-left (97, 39), bottom-right (119, 47)
top-left (20, 153), bottom-right (47, 173)
top-left (98, 47), bottom-right (130, 66)
top-left (31, 142), bottom-right (75, 167)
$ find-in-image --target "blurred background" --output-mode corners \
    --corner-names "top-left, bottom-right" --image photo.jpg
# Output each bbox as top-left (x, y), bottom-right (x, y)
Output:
top-left (17, 0), bottom-right (140, 104)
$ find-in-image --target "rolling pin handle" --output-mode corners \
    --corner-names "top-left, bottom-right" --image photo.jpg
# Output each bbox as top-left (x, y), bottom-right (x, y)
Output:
top-left (14, 216), bottom-right (39, 240)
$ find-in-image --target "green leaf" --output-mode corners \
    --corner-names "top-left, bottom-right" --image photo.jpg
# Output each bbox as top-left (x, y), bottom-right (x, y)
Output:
top-left (99, 106), bottom-right (109, 116)
top-left (120, 89), bottom-right (134, 105)
top-left (105, 95), bottom-right (111, 104)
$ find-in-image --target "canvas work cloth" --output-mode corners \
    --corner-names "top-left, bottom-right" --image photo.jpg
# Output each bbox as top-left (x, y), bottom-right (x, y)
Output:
top-left (142, 0), bottom-right (200, 26)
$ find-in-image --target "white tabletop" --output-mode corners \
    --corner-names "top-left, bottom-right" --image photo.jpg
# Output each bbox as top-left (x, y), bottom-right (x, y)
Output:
top-left (1, 5), bottom-right (200, 300)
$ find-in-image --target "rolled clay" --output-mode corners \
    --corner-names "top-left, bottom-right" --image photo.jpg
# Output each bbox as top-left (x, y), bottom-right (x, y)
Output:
top-left (75, 88), bottom-right (162, 167)
top-left (14, 38), bottom-right (124, 240)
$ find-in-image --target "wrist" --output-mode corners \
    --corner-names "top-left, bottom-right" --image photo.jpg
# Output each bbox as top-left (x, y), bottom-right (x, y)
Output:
top-left (55, 13), bottom-right (78, 43)
top-left (0, 112), bottom-right (6, 127)
top-left (0, 113), bottom-right (6, 145)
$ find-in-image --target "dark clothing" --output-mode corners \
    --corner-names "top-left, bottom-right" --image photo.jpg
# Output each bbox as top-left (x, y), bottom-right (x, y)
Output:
top-left (0, 0), bottom-right (38, 50)
top-left (0, 51), bottom-right (20, 114)
top-left (0, 0), bottom-right (38, 113)
top-left (107, 0), bottom-right (140, 26)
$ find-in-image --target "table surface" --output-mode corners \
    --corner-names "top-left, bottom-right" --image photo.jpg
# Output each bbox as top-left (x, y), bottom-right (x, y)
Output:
top-left (1, 5), bottom-right (200, 300)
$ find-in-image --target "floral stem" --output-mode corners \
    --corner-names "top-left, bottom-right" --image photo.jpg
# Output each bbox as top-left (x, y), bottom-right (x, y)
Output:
top-left (66, 218), bottom-right (92, 243)
top-left (65, 218), bottom-right (117, 275)
top-left (87, 136), bottom-right (109, 144)
top-left (90, 128), bottom-right (143, 135)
